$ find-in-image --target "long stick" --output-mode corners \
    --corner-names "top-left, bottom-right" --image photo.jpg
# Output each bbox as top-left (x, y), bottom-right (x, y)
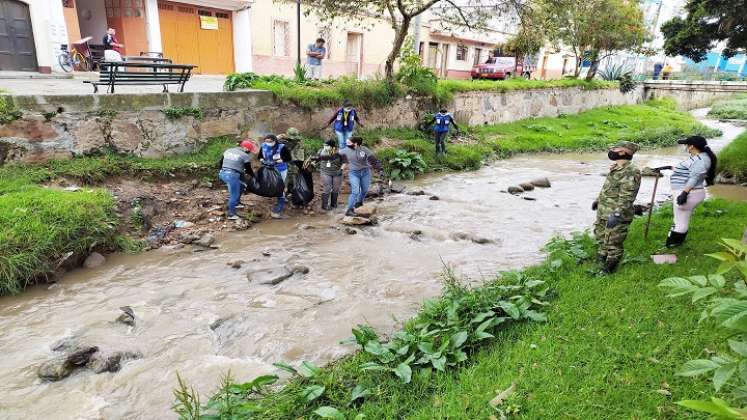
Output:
top-left (644, 174), bottom-right (660, 240)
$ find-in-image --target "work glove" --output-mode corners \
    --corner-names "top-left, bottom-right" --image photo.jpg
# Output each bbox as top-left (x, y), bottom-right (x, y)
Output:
top-left (591, 200), bottom-right (598, 211)
top-left (606, 213), bottom-right (621, 229)
top-left (676, 191), bottom-right (689, 206)
top-left (653, 165), bottom-right (673, 172)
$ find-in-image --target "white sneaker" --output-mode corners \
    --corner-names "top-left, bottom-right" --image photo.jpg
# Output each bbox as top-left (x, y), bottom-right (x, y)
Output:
top-left (270, 212), bottom-right (287, 219)
top-left (236, 204), bottom-right (246, 209)
top-left (227, 215), bottom-right (240, 220)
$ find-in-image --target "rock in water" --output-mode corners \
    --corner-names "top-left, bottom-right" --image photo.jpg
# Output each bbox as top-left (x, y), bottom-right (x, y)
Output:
top-left (344, 227), bottom-right (358, 235)
top-left (83, 252), bottom-right (105, 269)
top-left (291, 265), bottom-right (310, 275)
top-left (227, 260), bottom-right (244, 269)
top-left (471, 236), bottom-right (494, 245)
top-left (531, 177), bottom-right (552, 188)
top-left (507, 186), bottom-right (524, 194)
top-left (246, 267), bottom-right (294, 285)
top-left (341, 216), bottom-right (373, 226)
top-left (354, 204), bottom-right (377, 218)
top-left (407, 190), bottom-right (426, 196)
top-left (519, 183), bottom-right (535, 191)
top-left (429, 195), bottom-right (440, 201)
top-left (195, 233), bottom-right (216, 247)
top-left (116, 306), bottom-right (135, 326)
top-left (37, 346), bottom-right (99, 381)
top-left (87, 351), bottom-right (142, 374)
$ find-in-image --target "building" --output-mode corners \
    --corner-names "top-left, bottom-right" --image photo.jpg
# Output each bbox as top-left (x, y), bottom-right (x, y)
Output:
top-left (0, 0), bottom-right (70, 73)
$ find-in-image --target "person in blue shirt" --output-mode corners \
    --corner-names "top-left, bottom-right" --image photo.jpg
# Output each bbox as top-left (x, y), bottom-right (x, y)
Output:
top-left (306, 38), bottom-right (326, 79)
top-left (259, 134), bottom-right (293, 219)
top-left (325, 100), bottom-right (364, 149)
top-left (425, 108), bottom-right (461, 157)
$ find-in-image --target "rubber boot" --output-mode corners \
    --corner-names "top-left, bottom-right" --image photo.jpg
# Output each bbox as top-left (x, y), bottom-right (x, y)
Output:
top-left (601, 259), bottom-right (619, 274)
top-left (330, 193), bottom-right (339, 209)
top-left (345, 208), bottom-right (356, 217)
top-left (666, 231), bottom-right (688, 248)
top-left (321, 193), bottom-right (330, 211)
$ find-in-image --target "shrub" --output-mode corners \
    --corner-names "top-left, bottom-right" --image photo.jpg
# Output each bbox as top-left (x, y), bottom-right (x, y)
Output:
top-left (386, 150), bottom-right (427, 180)
top-left (718, 131), bottom-right (747, 182)
top-left (396, 40), bottom-right (438, 97)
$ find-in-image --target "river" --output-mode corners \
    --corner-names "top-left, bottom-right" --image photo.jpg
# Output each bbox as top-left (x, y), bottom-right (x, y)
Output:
top-left (0, 109), bottom-right (744, 419)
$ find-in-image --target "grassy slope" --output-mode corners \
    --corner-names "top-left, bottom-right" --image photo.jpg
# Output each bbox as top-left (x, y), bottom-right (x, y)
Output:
top-left (198, 199), bottom-right (747, 419)
top-left (707, 95), bottom-right (747, 120)
top-left (717, 132), bottom-right (747, 183)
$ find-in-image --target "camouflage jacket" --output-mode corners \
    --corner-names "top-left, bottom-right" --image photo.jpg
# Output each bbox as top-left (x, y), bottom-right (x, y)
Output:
top-left (596, 161), bottom-right (641, 222)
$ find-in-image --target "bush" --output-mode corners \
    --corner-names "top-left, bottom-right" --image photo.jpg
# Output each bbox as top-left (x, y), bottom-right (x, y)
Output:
top-left (708, 96), bottom-right (747, 120)
top-left (395, 41), bottom-right (438, 97)
top-left (718, 131), bottom-right (747, 182)
top-left (386, 150), bottom-right (427, 180)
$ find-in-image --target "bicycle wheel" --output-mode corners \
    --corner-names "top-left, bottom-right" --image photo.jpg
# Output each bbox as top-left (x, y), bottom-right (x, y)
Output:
top-left (71, 51), bottom-right (85, 71)
top-left (57, 54), bottom-right (72, 72)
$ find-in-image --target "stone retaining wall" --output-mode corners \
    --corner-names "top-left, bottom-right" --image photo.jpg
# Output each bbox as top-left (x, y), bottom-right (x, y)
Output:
top-left (1, 86), bottom-right (641, 164)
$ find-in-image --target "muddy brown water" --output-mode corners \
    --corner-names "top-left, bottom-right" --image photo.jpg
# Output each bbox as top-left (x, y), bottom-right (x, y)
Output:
top-left (1, 110), bottom-right (745, 419)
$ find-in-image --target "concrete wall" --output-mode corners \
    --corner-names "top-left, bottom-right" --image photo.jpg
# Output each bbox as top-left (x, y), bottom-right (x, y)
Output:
top-left (0, 86), bottom-right (642, 164)
top-left (643, 81), bottom-right (747, 110)
top-left (76, 0), bottom-right (109, 43)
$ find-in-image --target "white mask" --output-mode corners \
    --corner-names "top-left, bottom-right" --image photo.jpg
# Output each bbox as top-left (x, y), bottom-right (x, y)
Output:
top-left (266, 141), bottom-right (276, 147)
top-left (344, 107), bottom-right (352, 112)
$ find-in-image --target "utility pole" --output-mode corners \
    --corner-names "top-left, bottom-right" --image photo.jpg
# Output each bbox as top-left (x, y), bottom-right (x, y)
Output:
top-left (296, 0), bottom-right (302, 67)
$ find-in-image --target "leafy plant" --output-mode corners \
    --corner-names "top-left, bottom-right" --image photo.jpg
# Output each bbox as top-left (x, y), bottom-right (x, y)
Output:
top-left (386, 150), bottom-right (427, 180)
top-left (659, 238), bottom-right (747, 414)
top-left (598, 63), bottom-right (638, 93)
top-left (163, 106), bottom-right (203, 121)
top-left (0, 95), bottom-right (22, 125)
top-left (294, 63), bottom-right (309, 83)
top-left (395, 38), bottom-right (437, 97)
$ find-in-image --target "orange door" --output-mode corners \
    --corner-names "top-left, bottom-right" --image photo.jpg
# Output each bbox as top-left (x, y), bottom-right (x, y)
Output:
top-left (157, 1), bottom-right (234, 74)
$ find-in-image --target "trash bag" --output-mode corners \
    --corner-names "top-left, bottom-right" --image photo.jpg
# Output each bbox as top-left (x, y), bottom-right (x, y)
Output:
top-left (247, 166), bottom-right (285, 197)
top-left (290, 169), bottom-right (314, 206)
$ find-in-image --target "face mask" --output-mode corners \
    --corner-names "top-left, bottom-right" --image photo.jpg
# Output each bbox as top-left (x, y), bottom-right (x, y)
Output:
top-left (265, 141), bottom-right (276, 147)
top-left (347, 143), bottom-right (355, 148)
top-left (608, 151), bottom-right (630, 161)
top-left (344, 107), bottom-right (352, 112)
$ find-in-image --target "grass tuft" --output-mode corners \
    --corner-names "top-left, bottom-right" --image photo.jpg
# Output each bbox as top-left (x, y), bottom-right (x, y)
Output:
top-left (718, 131), bottom-right (747, 182)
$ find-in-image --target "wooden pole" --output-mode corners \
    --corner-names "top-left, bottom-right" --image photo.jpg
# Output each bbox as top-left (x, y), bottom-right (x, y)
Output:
top-left (644, 174), bottom-right (660, 240)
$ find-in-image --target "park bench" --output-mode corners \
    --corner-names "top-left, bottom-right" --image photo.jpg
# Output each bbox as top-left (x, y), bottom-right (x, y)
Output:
top-left (83, 61), bottom-right (196, 94)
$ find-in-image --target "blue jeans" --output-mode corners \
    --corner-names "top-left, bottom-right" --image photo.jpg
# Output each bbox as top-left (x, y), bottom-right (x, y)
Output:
top-left (348, 168), bottom-right (371, 210)
top-left (219, 169), bottom-right (243, 216)
top-left (272, 169), bottom-right (288, 214)
top-left (335, 130), bottom-right (353, 149)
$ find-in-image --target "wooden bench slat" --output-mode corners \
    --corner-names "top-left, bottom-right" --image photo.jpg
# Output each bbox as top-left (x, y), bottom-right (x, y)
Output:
top-left (85, 61), bottom-right (196, 93)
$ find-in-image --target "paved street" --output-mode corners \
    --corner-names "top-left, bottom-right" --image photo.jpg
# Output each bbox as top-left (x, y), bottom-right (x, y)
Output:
top-left (0, 73), bottom-right (227, 95)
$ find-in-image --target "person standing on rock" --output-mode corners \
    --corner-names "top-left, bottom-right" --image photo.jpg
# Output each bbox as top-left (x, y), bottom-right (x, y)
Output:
top-left (325, 100), bottom-right (363, 149)
top-left (656, 135), bottom-right (717, 247)
top-left (218, 139), bottom-right (258, 220)
top-left (339, 137), bottom-right (383, 217)
top-left (259, 134), bottom-right (293, 219)
top-left (425, 108), bottom-right (461, 158)
top-left (313, 139), bottom-right (344, 211)
top-left (591, 141), bottom-right (642, 274)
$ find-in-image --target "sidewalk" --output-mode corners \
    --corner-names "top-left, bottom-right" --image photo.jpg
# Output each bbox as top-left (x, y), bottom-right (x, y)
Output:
top-left (0, 73), bottom-right (227, 95)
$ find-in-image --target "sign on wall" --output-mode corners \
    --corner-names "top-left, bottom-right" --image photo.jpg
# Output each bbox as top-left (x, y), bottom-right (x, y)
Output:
top-left (200, 16), bottom-right (218, 30)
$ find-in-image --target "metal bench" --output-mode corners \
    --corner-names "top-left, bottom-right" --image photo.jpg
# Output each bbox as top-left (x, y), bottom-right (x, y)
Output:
top-left (83, 61), bottom-right (197, 94)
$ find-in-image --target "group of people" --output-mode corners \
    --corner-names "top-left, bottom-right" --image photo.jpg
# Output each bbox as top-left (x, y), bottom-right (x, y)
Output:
top-left (593, 136), bottom-right (718, 274)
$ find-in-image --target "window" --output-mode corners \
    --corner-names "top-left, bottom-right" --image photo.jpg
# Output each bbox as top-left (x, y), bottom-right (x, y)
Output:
top-left (273, 20), bottom-right (290, 57)
top-left (456, 45), bottom-right (468, 61)
top-left (62, 0), bottom-right (75, 8)
top-left (216, 12), bottom-right (230, 19)
top-left (473, 48), bottom-right (482, 66)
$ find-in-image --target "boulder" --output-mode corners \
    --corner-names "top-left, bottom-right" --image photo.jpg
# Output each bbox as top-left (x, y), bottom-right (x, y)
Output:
top-left (87, 351), bottom-right (142, 374)
top-left (176, 231), bottom-right (201, 245)
top-left (429, 195), bottom-right (440, 201)
top-left (83, 252), bottom-right (106, 269)
top-left (354, 204), bottom-right (377, 218)
top-left (519, 183), bottom-right (535, 191)
top-left (507, 186), bottom-right (524, 194)
top-left (531, 177), bottom-right (552, 188)
top-left (344, 227), bottom-right (358, 235)
top-left (471, 236), bottom-right (494, 245)
top-left (341, 216), bottom-right (374, 226)
top-left (195, 233), bottom-right (216, 247)
top-left (291, 265), bottom-right (310, 275)
top-left (522, 197), bottom-right (537, 201)
top-left (227, 260), bottom-right (244, 269)
top-left (246, 267), bottom-right (294, 285)
top-left (716, 172), bottom-right (737, 185)
top-left (116, 306), bottom-right (135, 327)
top-left (407, 190), bottom-right (426, 196)
top-left (37, 346), bottom-right (99, 382)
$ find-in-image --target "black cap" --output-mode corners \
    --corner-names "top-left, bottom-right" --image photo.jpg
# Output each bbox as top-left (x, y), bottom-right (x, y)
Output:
top-left (264, 134), bottom-right (278, 142)
top-left (677, 135), bottom-right (708, 150)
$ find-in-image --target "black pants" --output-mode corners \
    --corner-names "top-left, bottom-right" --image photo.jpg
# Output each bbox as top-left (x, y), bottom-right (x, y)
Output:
top-left (435, 131), bottom-right (448, 155)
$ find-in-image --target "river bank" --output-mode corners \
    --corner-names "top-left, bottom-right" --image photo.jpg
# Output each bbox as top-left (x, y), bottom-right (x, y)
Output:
top-left (0, 107), bottom-right (743, 419)
top-left (0, 100), bottom-right (720, 296)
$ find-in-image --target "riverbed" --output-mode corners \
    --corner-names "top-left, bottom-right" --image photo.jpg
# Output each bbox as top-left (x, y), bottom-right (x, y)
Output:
top-left (0, 110), bottom-right (744, 419)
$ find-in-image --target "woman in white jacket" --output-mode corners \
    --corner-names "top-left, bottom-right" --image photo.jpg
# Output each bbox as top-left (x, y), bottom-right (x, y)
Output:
top-left (660, 135), bottom-right (718, 247)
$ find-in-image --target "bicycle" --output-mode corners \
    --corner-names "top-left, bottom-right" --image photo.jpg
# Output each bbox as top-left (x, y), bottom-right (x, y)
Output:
top-left (57, 39), bottom-right (94, 72)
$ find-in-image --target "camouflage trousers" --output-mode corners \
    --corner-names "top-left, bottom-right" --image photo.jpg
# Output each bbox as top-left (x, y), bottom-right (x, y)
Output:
top-left (593, 215), bottom-right (631, 263)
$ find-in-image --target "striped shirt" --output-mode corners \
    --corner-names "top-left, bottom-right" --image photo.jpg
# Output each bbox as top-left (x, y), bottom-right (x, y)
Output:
top-left (670, 153), bottom-right (711, 190)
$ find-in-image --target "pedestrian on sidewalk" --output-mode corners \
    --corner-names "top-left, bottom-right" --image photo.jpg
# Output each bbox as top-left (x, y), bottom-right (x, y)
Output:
top-left (657, 135), bottom-right (717, 247)
top-left (218, 139), bottom-right (258, 220)
top-left (313, 139), bottom-right (344, 211)
top-left (425, 108), bottom-right (461, 158)
top-left (325, 100), bottom-right (363, 149)
top-left (591, 141), bottom-right (642, 274)
top-left (259, 134), bottom-right (292, 219)
top-left (339, 137), bottom-right (383, 217)
top-left (306, 38), bottom-right (326, 79)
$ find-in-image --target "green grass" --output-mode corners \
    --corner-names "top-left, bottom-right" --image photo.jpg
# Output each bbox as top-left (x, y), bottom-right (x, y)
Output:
top-left (718, 131), bottom-right (747, 182)
top-left (366, 99), bottom-right (721, 173)
top-left (707, 95), bottom-right (747, 120)
top-left (189, 199), bottom-right (747, 419)
top-left (224, 72), bottom-right (618, 109)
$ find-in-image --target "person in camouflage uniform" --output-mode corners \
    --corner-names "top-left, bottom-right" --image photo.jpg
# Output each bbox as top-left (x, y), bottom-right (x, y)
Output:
top-left (592, 141), bottom-right (642, 274)
top-left (279, 127), bottom-right (313, 213)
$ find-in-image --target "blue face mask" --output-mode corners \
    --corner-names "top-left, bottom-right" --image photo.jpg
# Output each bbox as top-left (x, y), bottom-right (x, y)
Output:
top-left (265, 141), bottom-right (276, 147)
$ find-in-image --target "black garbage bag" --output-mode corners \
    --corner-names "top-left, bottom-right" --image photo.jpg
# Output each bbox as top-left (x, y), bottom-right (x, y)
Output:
top-left (290, 170), bottom-right (314, 206)
top-left (247, 166), bottom-right (285, 197)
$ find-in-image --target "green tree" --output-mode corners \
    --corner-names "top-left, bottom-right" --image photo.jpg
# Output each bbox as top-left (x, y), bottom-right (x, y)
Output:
top-left (504, 16), bottom-right (546, 75)
top-left (303, 0), bottom-right (530, 81)
top-left (661, 0), bottom-right (746, 62)
top-left (540, 0), bottom-right (646, 80)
